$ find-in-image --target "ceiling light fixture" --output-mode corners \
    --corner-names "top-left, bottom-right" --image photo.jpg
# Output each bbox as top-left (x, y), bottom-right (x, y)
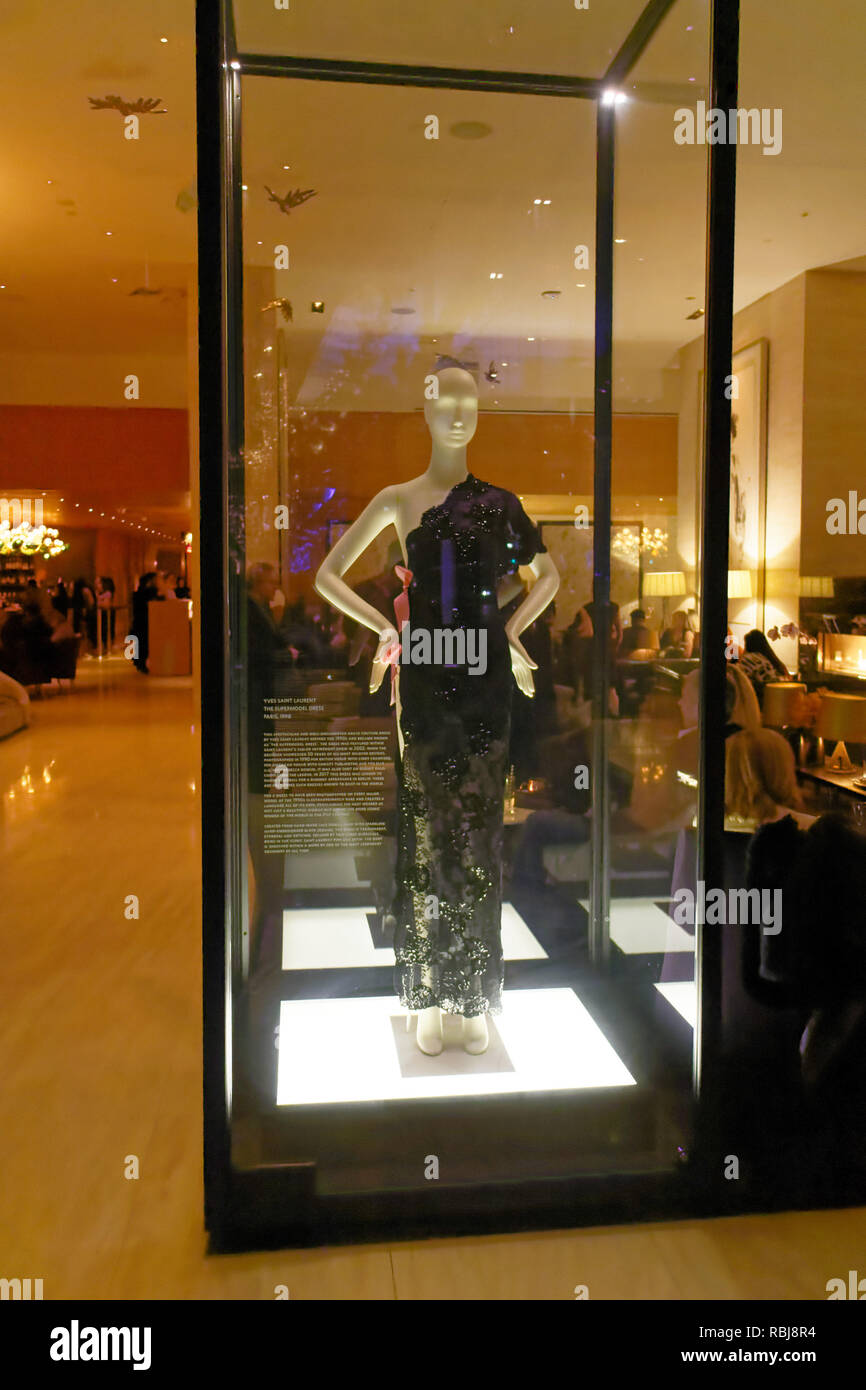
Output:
top-left (449, 120), bottom-right (493, 140)
top-left (602, 89), bottom-right (628, 106)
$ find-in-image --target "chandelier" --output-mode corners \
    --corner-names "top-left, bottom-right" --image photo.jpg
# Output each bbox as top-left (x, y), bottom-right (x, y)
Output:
top-left (611, 526), bottom-right (669, 565)
top-left (0, 521), bottom-right (68, 558)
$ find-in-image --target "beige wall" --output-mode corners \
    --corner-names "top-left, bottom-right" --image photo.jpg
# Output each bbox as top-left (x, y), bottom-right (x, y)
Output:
top-left (677, 273), bottom-right (807, 668)
top-left (801, 269), bottom-right (866, 577)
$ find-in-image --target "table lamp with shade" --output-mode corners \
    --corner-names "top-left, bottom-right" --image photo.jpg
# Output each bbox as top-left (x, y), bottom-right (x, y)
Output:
top-left (762, 682), bottom-right (807, 729)
top-left (815, 692), bottom-right (866, 772)
top-left (643, 571), bottom-right (685, 628)
top-left (762, 681), bottom-right (808, 762)
top-left (727, 570), bottom-right (753, 599)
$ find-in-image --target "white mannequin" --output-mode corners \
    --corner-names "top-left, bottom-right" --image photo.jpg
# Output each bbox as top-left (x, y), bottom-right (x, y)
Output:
top-left (315, 366), bottom-right (559, 1055)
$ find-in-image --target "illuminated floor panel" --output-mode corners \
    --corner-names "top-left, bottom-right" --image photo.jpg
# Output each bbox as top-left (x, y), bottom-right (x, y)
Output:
top-left (281, 901), bottom-right (547, 970)
top-left (276, 988), bottom-right (636, 1104)
top-left (579, 898), bottom-right (695, 956)
top-left (654, 981), bottom-right (697, 1028)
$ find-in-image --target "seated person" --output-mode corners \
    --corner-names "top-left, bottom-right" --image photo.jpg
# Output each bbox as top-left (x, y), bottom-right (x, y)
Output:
top-left (725, 726), bottom-right (813, 832)
top-left (738, 628), bottom-right (790, 706)
top-left (746, 811), bottom-right (866, 1161)
top-left (660, 609), bottom-right (696, 658)
top-left (619, 607), bottom-right (659, 658)
top-left (726, 662), bottom-right (762, 738)
top-left (511, 726), bottom-right (632, 887)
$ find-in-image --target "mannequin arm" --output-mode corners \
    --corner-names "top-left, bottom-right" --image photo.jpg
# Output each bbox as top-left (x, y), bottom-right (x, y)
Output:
top-left (504, 552), bottom-right (560, 642)
top-left (504, 553), bottom-right (560, 698)
top-left (314, 487), bottom-right (399, 638)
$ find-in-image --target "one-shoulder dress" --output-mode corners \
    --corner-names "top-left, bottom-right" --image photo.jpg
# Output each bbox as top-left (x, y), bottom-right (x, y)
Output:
top-left (391, 473), bottom-right (546, 1017)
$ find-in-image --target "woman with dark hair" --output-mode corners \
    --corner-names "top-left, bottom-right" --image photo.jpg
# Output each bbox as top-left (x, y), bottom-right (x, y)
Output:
top-left (739, 628), bottom-right (790, 706)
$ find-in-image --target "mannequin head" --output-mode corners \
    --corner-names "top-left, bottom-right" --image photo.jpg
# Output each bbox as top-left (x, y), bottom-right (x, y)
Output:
top-left (423, 365), bottom-right (478, 449)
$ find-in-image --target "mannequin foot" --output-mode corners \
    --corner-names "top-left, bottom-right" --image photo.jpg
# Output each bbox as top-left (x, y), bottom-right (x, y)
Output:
top-left (463, 1013), bottom-right (489, 1055)
top-left (416, 1006), bottom-right (443, 1056)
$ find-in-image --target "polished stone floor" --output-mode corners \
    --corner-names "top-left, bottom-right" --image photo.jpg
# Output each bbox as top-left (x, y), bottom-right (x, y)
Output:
top-left (1, 657), bottom-right (864, 1298)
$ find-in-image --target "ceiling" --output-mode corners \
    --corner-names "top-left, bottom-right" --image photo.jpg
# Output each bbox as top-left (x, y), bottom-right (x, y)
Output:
top-left (233, 0), bottom-right (653, 75)
top-left (0, 0), bottom-right (864, 424)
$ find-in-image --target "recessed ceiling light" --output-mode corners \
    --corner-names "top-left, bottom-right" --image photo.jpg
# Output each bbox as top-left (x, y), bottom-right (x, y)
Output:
top-left (47, 180), bottom-right (53, 185)
top-left (489, 272), bottom-right (496, 279)
top-left (282, 164), bottom-right (290, 170)
top-left (576, 282), bottom-right (586, 288)
top-left (449, 120), bottom-right (493, 140)
top-left (160, 36), bottom-right (168, 44)
top-left (312, 301), bottom-right (326, 313)
top-left (543, 199), bottom-right (551, 205)
top-left (527, 337), bottom-right (535, 342)
top-left (105, 231), bottom-right (112, 236)
top-left (541, 289), bottom-right (561, 299)
top-left (615, 238), bottom-right (626, 244)
top-left (534, 199), bottom-right (542, 205)
top-left (241, 184), bottom-right (248, 191)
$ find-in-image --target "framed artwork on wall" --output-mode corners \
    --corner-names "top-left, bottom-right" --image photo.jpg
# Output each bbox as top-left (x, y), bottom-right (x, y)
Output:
top-left (698, 338), bottom-right (769, 620)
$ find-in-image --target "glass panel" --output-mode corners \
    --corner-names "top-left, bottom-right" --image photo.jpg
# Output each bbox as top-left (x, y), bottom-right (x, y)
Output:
top-left (609, 2), bottom-right (710, 1143)
top-left (227, 64), bottom-right (695, 1195)
top-left (726, 0), bottom-right (866, 1190)
top-left (233, 0), bottom-right (649, 79)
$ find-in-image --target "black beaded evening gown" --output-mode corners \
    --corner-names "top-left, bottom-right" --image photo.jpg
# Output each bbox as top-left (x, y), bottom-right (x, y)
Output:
top-left (391, 473), bottom-right (546, 1017)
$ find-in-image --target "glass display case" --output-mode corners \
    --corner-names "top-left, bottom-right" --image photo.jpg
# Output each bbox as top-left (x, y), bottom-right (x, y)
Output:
top-left (197, 0), bottom-right (866, 1248)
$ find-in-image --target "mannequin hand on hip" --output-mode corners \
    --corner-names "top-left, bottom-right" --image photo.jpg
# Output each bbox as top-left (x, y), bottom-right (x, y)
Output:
top-left (506, 628), bottom-right (537, 697)
top-left (370, 626), bottom-right (399, 693)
